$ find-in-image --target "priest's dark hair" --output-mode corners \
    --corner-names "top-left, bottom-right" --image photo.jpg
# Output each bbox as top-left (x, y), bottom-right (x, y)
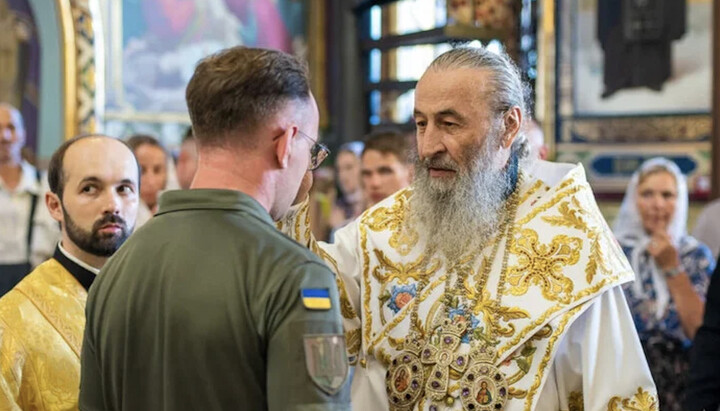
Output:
top-left (48, 134), bottom-right (139, 201)
top-left (185, 46), bottom-right (311, 149)
top-left (126, 134), bottom-right (167, 156)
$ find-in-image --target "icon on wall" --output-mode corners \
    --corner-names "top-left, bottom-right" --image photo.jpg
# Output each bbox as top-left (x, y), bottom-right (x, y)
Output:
top-left (598, 0), bottom-right (687, 99)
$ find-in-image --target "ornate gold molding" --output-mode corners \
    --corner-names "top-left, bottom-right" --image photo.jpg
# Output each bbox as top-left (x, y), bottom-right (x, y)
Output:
top-left (55, 0), bottom-right (97, 141)
top-left (537, 0), bottom-right (556, 159)
top-left (561, 115), bottom-right (712, 143)
top-left (56, 0), bottom-right (77, 140)
top-left (308, 0), bottom-right (328, 128)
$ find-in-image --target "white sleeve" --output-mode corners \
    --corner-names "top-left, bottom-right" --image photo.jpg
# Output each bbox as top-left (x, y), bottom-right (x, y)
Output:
top-left (318, 219), bottom-right (363, 318)
top-left (30, 177), bottom-right (59, 267)
top-left (277, 200), bottom-right (364, 361)
top-left (537, 286), bottom-right (658, 411)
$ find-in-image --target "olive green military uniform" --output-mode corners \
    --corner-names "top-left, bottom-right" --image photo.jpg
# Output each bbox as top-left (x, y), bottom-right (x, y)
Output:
top-left (80, 190), bottom-right (350, 411)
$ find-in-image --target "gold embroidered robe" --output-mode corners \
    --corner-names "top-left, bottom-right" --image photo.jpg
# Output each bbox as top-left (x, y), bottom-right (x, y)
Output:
top-left (0, 259), bottom-right (86, 410)
top-left (280, 161), bottom-right (658, 410)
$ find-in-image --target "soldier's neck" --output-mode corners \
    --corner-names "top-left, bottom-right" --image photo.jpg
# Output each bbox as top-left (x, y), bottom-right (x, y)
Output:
top-left (190, 150), bottom-right (273, 214)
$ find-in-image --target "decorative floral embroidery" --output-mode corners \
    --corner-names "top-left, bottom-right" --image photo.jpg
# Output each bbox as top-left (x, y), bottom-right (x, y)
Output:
top-left (386, 284), bottom-right (417, 313)
top-left (541, 198), bottom-right (612, 284)
top-left (365, 190), bottom-right (418, 256)
top-left (567, 390), bottom-right (584, 411)
top-left (508, 229), bottom-right (582, 303)
top-left (372, 250), bottom-right (439, 285)
top-left (447, 305), bottom-right (481, 343)
top-left (607, 387), bottom-right (658, 411)
top-left (465, 284), bottom-right (530, 339)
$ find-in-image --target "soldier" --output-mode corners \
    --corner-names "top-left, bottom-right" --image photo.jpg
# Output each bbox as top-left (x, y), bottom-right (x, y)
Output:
top-left (80, 47), bottom-right (351, 410)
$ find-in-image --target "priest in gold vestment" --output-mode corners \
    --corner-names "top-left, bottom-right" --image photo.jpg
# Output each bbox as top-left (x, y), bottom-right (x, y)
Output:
top-left (281, 47), bottom-right (658, 410)
top-left (0, 135), bottom-right (139, 410)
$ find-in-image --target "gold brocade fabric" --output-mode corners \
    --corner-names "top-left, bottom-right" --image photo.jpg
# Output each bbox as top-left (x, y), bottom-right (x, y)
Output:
top-left (279, 163), bottom-right (656, 410)
top-left (0, 259), bottom-right (87, 411)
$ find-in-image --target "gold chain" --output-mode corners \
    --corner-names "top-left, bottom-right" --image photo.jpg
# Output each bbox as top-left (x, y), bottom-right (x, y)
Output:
top-left (406, 175), bottom-right (523, 338)
top-left (409, 261), bottom-right (431, 335)
top-left (491, 179), bottom-right (522, 309)
top-left (455, 176), bottom-right (522, 321)
top-left (387, 176), bottom-right (524, 411)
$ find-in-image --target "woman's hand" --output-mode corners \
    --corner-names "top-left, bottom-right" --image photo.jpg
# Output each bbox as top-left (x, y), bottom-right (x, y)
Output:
top-left (647, 231), bottom-right (681, 271)
top-left (648, 230), bottom-right (705, 339)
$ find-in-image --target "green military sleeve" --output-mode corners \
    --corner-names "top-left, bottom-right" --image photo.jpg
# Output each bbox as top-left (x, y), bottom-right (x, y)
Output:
top-left (265, 261), bottom-right (351, 411)
top-left (79, 313), bottom-right (105, 411)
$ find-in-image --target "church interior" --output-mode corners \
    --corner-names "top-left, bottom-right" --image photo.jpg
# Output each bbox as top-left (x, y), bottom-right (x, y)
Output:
top-left (4, 0), bottom-right (719, 227)
top-left (1, 0), bottom-right (720, 410)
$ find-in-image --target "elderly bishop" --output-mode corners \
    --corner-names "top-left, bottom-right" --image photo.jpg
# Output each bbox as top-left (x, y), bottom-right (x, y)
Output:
top-left (281, 47), bottom-right (657, 410)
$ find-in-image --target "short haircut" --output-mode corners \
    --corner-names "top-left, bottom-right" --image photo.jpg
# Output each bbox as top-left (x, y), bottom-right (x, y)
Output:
top-left (362, 131), bottom-right (413, 165)
top-left (338, 141), bottom-right (364, 158)
top-left (182, 127), bottom-right (194, 143)
top-left (126, 134), bottom-right (166, 156)
top-left (48, 134), bottom-right (138, 201)
top-left (185, 46), bottom-right (311, 148)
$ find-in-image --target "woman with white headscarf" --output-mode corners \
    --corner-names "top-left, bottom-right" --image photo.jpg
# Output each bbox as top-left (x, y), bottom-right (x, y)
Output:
top-left (614, 157), bottom-right (715, 410)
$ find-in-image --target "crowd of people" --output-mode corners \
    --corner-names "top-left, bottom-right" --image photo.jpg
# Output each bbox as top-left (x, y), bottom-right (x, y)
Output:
top-left (0, 45), bottom-right (718, 410)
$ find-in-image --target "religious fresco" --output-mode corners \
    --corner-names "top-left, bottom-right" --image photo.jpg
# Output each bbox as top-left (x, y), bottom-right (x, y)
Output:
top-left (549, 0), bottom-right (713, 196)
top-left (103, 0), bottom-right (306, 116)
top-left (573, 0), bottom-right (711, 115)
top-left (0, 0), bottom-right (39, 153)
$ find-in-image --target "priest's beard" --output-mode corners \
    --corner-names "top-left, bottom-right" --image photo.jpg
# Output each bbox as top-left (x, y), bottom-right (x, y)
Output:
top-left (409, 131), bottom-right (513, 260)
top-left (63, 209), bottom-right (132, 257)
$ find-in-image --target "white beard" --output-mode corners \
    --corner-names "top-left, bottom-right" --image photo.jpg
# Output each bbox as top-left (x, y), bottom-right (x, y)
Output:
top-left (407, 134), bottom-right (512, 260)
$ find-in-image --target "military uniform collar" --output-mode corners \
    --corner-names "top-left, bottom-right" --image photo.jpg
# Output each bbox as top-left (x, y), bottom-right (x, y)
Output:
top-left (156, 189), bottom-right (273, 226)
top-left (53, 244), bottom-right (97, 291)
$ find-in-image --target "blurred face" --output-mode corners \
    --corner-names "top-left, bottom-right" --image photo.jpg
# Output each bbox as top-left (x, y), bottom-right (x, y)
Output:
top-left (50, 138), bottom-right (139, 257)
top-left (526, 122), bottom-right (548, 160)
top-left (176, 138), bottom-right (198, 189)
top-left (134, 143), bottom-right (167, 208)
top-left (336, 151), bottom-right (361, 195)
top-left (0, 106), bottom-right (25, 165)
top-left (361, 150), bottom-right (411, 206)
top-left (636, 171), bottom-right (678, 234)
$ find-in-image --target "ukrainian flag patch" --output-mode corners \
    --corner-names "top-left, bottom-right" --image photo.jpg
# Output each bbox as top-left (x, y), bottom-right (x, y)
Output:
top-left (301, 288), bottom-right (332, 310)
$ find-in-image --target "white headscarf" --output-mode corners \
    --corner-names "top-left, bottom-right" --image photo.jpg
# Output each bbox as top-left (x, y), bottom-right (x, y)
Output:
top-left (612, 157), bottom-right (691, 319)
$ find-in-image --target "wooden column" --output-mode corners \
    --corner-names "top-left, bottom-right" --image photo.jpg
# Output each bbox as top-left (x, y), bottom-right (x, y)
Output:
top-left (713, 0), bottom-right (720, 198)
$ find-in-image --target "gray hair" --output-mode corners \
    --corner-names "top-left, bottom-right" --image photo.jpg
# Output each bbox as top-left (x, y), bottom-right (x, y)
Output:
top-left (427, 46), bottom-right (531, 160)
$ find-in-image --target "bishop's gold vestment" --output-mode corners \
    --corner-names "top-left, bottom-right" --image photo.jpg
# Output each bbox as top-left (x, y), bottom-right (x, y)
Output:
top-left (280, 161), bottom-right (658, 410)
top-left (0, 257), bottom-right (88, 410)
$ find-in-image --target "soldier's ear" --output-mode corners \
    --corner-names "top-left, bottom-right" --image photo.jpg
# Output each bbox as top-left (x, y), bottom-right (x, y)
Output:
top-left (45, 192), bottom-right (64, 226)
top-left (274, 127), bottom-right (296, 169)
